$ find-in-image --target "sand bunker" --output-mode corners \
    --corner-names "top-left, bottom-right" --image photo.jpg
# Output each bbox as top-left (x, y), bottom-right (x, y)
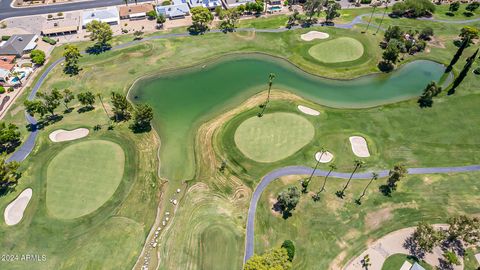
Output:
top-left (315, 151), bottom-right (334, 163)
top-left (49, 128), bottom-right (89, 142)
top-left (4, 188), bottom-right (32, 226)
top-left (300, 31), bottom-right (330, 41)
top-left (298, 105), bottom-right (320, 116)
top-left (349, 136), bottom-right (370, 157)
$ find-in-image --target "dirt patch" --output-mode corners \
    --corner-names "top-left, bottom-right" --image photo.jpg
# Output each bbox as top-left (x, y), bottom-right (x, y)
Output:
top-left (279, 175), bottom-right (305, 185)
top-left (365, 207), bottom-right (393, 231)
top-left (429, 36), bottom-right (446, 49)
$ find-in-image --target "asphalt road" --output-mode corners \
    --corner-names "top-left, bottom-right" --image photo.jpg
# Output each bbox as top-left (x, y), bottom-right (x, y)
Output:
top-left (0, 0), bottom-right (152, 20)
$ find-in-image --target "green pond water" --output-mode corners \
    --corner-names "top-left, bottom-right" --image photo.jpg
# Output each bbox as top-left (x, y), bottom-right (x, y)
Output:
top-left (129, 55), bottom-right (446, 181)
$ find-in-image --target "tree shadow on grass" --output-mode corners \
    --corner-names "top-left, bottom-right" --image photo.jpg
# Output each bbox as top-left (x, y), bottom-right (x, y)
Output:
top-left (272, 201), bottom-right (293, 220)
top-left (26, 114), bottom-right (63, 131)
top-left (77, 106), bottom-right (94, 114)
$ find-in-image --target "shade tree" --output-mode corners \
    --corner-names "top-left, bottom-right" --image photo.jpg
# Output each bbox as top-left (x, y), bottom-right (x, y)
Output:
top-left (0, 154), bottom-right (20, 195)
top-left (63, 45), bottom-right (81, 75)
top-left (130, 104), bottom-right (154, 132)
top-left (417, 81), bottom-right (442, 108)
top-left (0, 122), bottom-right (21, 154)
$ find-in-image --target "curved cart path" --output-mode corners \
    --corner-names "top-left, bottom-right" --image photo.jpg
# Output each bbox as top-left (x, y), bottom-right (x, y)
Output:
top-left (243, 165), bottom-right (480, 263)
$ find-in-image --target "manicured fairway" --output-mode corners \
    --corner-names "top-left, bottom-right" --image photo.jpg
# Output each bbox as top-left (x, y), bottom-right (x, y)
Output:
top-left (46, 140), bottom-right (125, 219)
top-left (308, 37), bottom-right (364, 63)
top-left (382, 254), bottom-right (433, 270)
top-left (234, 113), bottom-right (315, 163)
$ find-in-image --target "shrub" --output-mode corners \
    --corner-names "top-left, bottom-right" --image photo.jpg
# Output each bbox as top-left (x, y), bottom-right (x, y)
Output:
top-left (42, 36), bottom-right (57, 45)
top-left (281, 240), bottom-right (295, 262)
top-left (0, 86), bottom-right (5, 94)
top-left (419, 27), bottom-right (434, 40)
top-left (474, 67), bottom-right (480, 75)
top-left (378, 60), bottom-right (394, 72)
top-left (1, 35), bottom-right (10, 41)
top-left (7, 87), bottom-right (14, 93)
top-left (146, 10), bottom-right (157, 19)
top-left (30, 49), bottom-right (46, 65)
top-left (161, 0), bottom-right (171, 5)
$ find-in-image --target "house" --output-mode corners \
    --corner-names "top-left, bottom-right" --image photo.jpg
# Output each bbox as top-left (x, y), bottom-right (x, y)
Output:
top-left (223, 0), bottom-right (255, 9)
top-left (82, 7), bottom-right (120, 28)
top-left (156, 0), bottom-right (190, 20)
top-left (0, 35), bottom-right (38, 58)
top-left (119, 3), bottom-right (154, 20)
top-left (0, 68), bottom-right (11, 82)
top-left (42, 13), bottom-right (80, 36)
top-left (188, 0), bottom-right (222, 10)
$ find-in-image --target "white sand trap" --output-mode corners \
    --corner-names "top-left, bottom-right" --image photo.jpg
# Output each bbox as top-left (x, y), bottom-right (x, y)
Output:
top-left (300, 31), bottom-right (330, 41)
top-left (315, 151), bottom-right (333, 163)
top-left (4, 188), bottom-right (33, 226)
top-left (298, 105), bottom-right (320, 116)
top-left (49, 128), bottom-right (89, 142)
top-left (349, 136), bottom-right (370, 157)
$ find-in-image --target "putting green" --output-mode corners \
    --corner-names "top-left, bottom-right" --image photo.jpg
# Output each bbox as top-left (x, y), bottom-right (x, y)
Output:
top-left (234, 112), bottom-right (314, 163)
top-left (46, 140), bottom-right (125, 219)
top-left (308, 37), bottom-right (364, 63)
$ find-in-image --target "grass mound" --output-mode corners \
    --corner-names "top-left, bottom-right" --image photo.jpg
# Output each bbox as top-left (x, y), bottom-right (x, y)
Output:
top-left (308, 37), bottom-right (364, 63)
top-left (234, 112), bottom-right (314, 163)
top-left (46, 140), bottom-right (125, 219)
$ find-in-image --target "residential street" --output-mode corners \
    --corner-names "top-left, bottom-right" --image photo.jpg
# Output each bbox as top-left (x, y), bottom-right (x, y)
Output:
top-left (0, 0), bottom-right (152, 20)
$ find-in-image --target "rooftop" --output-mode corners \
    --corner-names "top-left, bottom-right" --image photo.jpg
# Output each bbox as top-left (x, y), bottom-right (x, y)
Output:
top-left (0, 34), bottom-right (38, 56)
top-left (82, 7), bottom-right (120, 26)
top-left (42, 13), bottom-right (80, 35)
top-left (119, 3), bottom-right (154, 17)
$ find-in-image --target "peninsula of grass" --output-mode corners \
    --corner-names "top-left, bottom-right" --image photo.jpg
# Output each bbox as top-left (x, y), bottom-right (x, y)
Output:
top-left (46, 140), bottom-right (125, 219)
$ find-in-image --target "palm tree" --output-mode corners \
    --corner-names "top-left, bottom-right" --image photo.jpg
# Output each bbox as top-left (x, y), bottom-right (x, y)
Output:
top-left (96, 93), bottom-right (111, 123)
top-left (356, 172), bottom-right (378, 205)
top-left (320, 163), bottom-right (336, 193)
top-left (337, 159), bottom-right (364, 198)
top-left (258, 73), bottom-right (276, 117)
top-left (11, 71), bottom-right (22, 86)
top-left (302, 148), bottom-right (325, 193)
top-left (375, 1), bottom-right (390, 35)
top-left (363, 3), bottom-right (378, 33)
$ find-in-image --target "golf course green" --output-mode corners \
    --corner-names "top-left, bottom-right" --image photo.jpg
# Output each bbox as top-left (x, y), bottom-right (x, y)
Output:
top-left (234, 112), bottom-right (315, 163)
top-left (308, 37), bottom-right (365, 63)
top-left (46, 140), bottom-right (125, 219)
